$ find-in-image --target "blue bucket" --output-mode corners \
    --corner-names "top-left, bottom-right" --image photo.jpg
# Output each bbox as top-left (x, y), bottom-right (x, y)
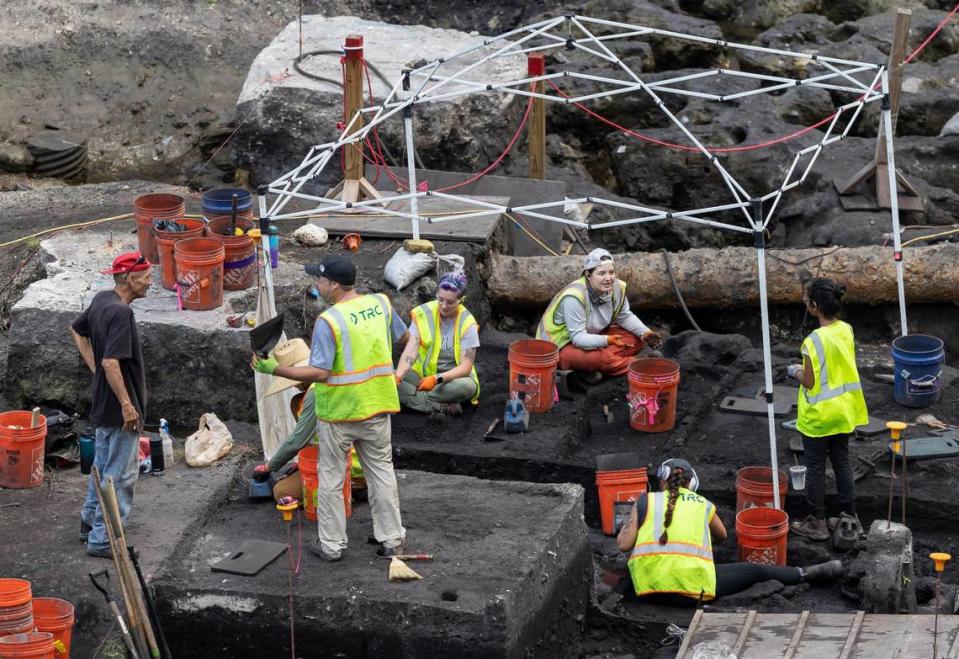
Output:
top-left (891, 334), bottom-right (945, 408)
top-left (201, 188), bottom-right (253, 215)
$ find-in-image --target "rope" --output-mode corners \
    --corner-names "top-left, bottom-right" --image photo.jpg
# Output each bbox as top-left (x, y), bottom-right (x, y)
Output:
top-left (903, 3), bottom-right (959, 65)
top-left (660, 248), bottom-right (701, 331)
top-left (506, 212), bottom-right (561, 256)
top-left (0, 213), bottom-right (134, 249)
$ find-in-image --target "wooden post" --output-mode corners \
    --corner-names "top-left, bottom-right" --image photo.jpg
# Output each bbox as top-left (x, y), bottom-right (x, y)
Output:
top-left (835, 8), bottom-right (923, 212)
top-left (326, 34), bottom-right (382, 204)
top-left (527, 53), bottom-right (546, 180)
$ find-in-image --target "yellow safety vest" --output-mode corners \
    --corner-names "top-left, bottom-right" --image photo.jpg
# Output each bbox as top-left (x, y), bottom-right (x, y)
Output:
top-left (796, 321), bottom-right (868, 437)
top-left (315, 293), bottom-right (400, 423)
top-left (628, 488), bottom-right (717, 601)
top-left (535, 277), bottom-right (627, 349)
top-left (409, 301), bottom-right (480, 405)
top-left (296, 385), bottom-right (363, 479)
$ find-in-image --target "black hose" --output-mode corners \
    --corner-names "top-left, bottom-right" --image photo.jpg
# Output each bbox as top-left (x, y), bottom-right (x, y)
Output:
top-left (292, 49), bottom-right (423, 171)
top-left (660, 248), bottom-right (702, 332)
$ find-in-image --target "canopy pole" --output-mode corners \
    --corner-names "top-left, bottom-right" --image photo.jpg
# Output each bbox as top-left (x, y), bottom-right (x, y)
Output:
top-left (881, 69), bottom-right (908, 336)
top-left (752, 199), bottom-right (781, 509)
top-left (402, 70), bottom-right (420, 240)
top-left (256, 186), bottom-right (276, 315)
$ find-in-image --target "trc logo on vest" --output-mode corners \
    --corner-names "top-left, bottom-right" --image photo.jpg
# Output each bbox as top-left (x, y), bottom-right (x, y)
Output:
top-left (349, 305), bottom-right (384, 325)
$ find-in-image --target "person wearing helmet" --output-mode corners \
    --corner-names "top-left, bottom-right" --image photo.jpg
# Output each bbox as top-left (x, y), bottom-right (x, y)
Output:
top-left (616, 459), bottom-right (841, 603)
top-left (536, 248), bottom-right (661, 381)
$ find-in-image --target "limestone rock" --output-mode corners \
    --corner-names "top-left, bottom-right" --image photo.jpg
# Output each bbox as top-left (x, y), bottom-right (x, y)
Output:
top-left (855, 520), bottom-right (918, 613)
top-left (234, 16), bottom-right (526, 188)
top-left (736, 0), bottom-right (824, 32)
top-left (941, 109), bottom-right (959, 136)
top-left (292, 223), bottom-right (328, 246)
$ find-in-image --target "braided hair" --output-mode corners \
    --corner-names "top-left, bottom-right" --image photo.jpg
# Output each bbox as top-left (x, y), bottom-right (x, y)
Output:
top-left (659, 469), bottom-right (692, 545)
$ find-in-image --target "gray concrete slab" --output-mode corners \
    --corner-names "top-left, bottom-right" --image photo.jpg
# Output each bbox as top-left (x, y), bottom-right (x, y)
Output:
top-left (154, 470), bottom-right (589, 658)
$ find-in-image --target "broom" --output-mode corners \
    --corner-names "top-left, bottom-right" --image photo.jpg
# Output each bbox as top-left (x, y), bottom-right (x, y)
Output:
top-left (388, 557), bottom-right (422, 582)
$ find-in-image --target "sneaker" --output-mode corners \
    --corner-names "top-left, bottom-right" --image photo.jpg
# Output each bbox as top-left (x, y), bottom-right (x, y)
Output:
top-left (79, 520), bottom-right (92, 543)
top-left (376, 541), bottom-right (406, 558)
top-left (87, 546), bottom-right (113, 559)
top-left (791, 515), bottom-right (830, 541)
top-left (827, 512), bottom-right (861, 533)
top-left (307, 538), bottom-right (342, 562)
top-left (802, 559), bottom-right (843, 583)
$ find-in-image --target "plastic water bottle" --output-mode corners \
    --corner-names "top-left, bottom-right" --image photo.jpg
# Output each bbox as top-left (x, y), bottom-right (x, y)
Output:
top-left (160, 418), bottom-right (175, 468)
top-left (268, 224), bottom-right (279, 268)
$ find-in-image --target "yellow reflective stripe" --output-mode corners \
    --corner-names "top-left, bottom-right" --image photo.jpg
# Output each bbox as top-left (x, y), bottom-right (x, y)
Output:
top-left (325, 306), bottom-right (353, 371)
top-left (804, 331), bottom-right (863, 404)
top-left (327, 363), bottom-right (395, 385)
top-left (651, 492), bottom-right (664, 540)
top-left (702, 503), bottom-right (713, 547)
top-left (630, 543), bottom-right (714, 561)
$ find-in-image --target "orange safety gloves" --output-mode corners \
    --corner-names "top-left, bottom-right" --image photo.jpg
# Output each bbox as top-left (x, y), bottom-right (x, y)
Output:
top-left (607, 334), bottom-right (635, 348)
top-left (416, 375), bottom-right (438, 392)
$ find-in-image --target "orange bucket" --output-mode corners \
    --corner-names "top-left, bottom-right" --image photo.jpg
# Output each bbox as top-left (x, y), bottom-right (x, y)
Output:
top-left (208, 217), bottom-right (256, 291)
top-left (0, 580), bottom-right (33, 638)
top-left (596, 468), bottom-right (648, 535)
top-left (0, 412), bottom-right (47, 489)
top-left (173, 238), bottom-right (225, 311)
top-left (626, 358), bottom-right (680, 433)
top-left (508, 339), bottom-right (559, 413)
top-left (155, 219), bottom-right (206, 291)
top-left (297, 446), bottom-right (351, 522)
top-left (735, 466), bottom-right (788, 514)
top-left (736, 507), bottom-right (789, 566)
top-left (134, 193), bottom-right (184, 262)
top-left (0, 632), bottom-right (55, 659)
top-left (31, 599), bottom-right (73, 658)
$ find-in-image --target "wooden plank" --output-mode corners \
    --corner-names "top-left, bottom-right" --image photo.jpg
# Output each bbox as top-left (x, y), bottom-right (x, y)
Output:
top-left (527, 54), bottom-right (546, 181)
top-left (783, 611), bottom-right (810, 659)
top-left (732, 610), bottom-right (758, 656)
top-left (838, 610), bottom-right (865, 659)
top-left (875, 9), bottom-right (912, 166)
top-left (675, 609), bottom-right (704, 659)
top-left (307, 194), bottom-right (508, 243)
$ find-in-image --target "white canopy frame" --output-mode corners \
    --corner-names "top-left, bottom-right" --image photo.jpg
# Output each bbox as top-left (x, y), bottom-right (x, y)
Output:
top-left (259, 14), bottom-right (907, 508)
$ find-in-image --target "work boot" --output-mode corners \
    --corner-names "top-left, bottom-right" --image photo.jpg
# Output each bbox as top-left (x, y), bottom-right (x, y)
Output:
top-left (801, 560), bottom-right (842, 584)
top-left (791, 515), bottom-right (829, 541)
top-left (86, 546), bottom-right (113, 559)
top-left (827, 512), bottom-right (861, 533)
top-left (308, 538), bottom-right (342, 562)
top-left (79, 519), bottom-right (92, 543)
top-left (376, 541), bottom-right (406, 558)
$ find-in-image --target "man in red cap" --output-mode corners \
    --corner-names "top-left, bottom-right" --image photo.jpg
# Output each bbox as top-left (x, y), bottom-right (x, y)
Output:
top-left (70, 251), bottom-right (152, 558)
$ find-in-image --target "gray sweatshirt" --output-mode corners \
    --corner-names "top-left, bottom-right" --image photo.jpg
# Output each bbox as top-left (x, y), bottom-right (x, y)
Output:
top-left (555, 288), bottom-right (650, 350)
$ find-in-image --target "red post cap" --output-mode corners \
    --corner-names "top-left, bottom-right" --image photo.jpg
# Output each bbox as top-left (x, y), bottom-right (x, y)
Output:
top-left (344, 35), bottom-right (364, 60)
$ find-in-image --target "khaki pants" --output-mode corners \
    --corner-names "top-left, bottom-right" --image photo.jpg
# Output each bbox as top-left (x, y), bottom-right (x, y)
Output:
top-left (317, 414), bottom-right (404, 553)
top-left (272, 471), bottom-right (302, 502)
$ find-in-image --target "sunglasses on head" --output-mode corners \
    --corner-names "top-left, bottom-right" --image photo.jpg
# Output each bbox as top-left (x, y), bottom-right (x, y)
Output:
top-left (122, 255), bottom-right (147, 278)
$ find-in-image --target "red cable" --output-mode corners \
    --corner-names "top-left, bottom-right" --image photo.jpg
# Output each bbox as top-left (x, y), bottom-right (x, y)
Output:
top-left (904, 2), bottom-right (959, 64)
top-left (361, 60), bottom-right (409, 190)
top-left (435, 88), bottom-right (535, 192)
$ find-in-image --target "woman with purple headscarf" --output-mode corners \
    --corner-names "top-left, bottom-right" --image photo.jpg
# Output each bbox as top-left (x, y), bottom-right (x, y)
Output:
top-left (395, 271), bottom-right (480, 416)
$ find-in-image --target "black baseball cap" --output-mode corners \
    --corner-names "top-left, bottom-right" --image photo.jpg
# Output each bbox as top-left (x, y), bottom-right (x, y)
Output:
top-left (305, 255), bottom-right (356, 286)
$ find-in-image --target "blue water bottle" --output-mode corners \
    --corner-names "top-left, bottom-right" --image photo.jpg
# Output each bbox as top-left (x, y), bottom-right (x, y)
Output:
top-left (268, 224), bottom-right (279, 268)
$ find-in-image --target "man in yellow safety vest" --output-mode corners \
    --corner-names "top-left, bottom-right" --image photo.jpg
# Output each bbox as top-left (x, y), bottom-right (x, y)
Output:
top-left (253, 255), bottom-right (409, 561)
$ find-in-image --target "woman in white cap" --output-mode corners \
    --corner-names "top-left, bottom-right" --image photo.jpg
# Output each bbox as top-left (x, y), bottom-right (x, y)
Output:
top-left (536, 247), bottom-right (661, 379)
top-left (617, 458), bottom-right (841, 604)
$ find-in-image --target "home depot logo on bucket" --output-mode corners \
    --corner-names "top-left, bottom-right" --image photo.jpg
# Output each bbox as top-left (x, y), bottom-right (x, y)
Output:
top-left (744, 546), bottom-right (779, 565)
top-left (179, 269), bottom-right (222, 305)
top-left (223, 254), bottom-right (256, 288)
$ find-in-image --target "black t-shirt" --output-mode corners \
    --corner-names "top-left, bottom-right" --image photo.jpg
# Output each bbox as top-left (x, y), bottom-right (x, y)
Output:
top-left (72, 290), bottom-right (147, 428)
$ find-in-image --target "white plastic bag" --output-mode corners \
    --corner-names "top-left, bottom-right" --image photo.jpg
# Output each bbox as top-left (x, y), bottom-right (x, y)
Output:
top-left (384, 247), bottom-right (435, 290)
top-left (185, 412), bottom-right (234, 467)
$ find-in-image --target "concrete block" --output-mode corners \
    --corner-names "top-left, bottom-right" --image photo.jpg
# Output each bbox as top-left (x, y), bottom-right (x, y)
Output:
top-left (154, 471), bottom-right (590, 658)
top-left (859, 520), bottom-right (917, 614)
